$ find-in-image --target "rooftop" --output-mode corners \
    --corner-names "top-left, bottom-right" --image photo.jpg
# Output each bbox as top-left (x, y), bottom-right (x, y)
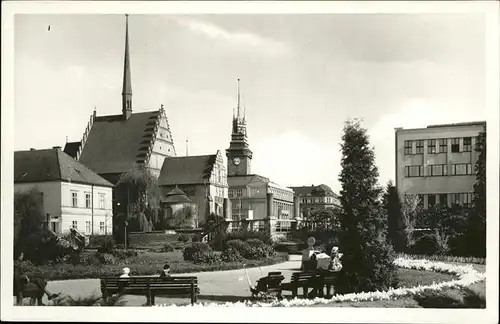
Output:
top-left (395, 121), bottom-right (486, 132)
top-left (14, 148), bottom-right (113, 187)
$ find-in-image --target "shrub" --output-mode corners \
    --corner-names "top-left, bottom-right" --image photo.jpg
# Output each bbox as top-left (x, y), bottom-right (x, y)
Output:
top-left (177, 234), bottom-right (190, 243)
top-left (163, 243), bottom-right (175, 252)
top-left (97, 253), bottom-right (116, 265)
top-left (89, 235), bottom-right (115, 248)
top-left (183, 242), bottom-right (212, 261)
top-left (221, 248), bottom-right (243, 262)
top-left (80, 252), bottom-right (101, 266)
top-left (192, 251), bottom-right (222, 264)
top-left (414, 287), bottom-right (486, 308)
top-left (409, 234), bottom-right (440, 255)
top-left (225, 239), bottom-right (274, 260)
top-left (222, 230), bottom-right (272, 246)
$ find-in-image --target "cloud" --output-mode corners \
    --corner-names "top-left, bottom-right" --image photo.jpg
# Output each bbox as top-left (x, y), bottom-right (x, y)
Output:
top-left (174, 17), bottom-right (291, 57)
top-left (251, 130), bottom-right (341, 193)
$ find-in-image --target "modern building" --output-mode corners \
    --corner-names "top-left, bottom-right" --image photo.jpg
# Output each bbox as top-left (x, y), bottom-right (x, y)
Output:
top-left (289, 184), bottom-right (340, 219)
top-left (64, 15), bottom-right (177, 184)
top-left (225, 80), bottom-right (300, 237)
top-left (14, 147), bottom-right (114, 235)
top-left (395, 121), bottom-right (486, 210)
top-left (157, 150), bottom-right (230, 227)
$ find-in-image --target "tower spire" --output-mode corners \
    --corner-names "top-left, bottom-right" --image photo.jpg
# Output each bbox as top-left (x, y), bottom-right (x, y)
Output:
top-left (237, 78), bottom-right (241, 119)
top-left (122, 14), bottom-right (132, 120)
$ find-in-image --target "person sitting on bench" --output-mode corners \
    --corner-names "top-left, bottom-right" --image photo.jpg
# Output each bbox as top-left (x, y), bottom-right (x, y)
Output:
top-left (159, 264), bottom-right (171, 278)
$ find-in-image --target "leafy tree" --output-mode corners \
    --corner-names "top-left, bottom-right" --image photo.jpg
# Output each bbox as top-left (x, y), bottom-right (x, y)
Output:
top-left (382, 181), bottom-right (406, 252)
top-left (305, 207), bottom-right (340, 231)
top-left (166, 205), bottom-right (197, 229)
top-left (336, 119), bottom-right (397, 294)
top-left (467, 129), bottom-right (486, 257)
top-left (401, 193), bottom-right (422, 247)
top-left (115, 165), bottom-right (162, 232)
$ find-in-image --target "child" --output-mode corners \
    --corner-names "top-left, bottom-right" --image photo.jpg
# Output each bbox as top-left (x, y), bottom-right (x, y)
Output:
top-left (159, 264), bottom-right (171, 278)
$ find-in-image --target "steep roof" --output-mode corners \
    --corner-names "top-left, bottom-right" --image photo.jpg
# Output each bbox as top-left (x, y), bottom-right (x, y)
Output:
top-left (14, 149), bottom-right (113, 187)
top-left (63, 141), bottom-right (81, 159)
top-left (78, 111), bottom-right (160, 174)
top-left (162, 186), bottom-right (193, 203)
top-left (158, 154), bottom-right (216, 186)
top-left (289, 184), bottom-right (337, 197)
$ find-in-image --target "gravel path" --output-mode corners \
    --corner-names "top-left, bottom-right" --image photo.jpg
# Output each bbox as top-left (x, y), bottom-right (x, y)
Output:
top-left (42, 257), bottom-right (302, 306)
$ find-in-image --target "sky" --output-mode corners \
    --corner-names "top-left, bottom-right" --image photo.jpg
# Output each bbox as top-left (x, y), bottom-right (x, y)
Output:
top-left (14, 13), bottom-right (486, 193)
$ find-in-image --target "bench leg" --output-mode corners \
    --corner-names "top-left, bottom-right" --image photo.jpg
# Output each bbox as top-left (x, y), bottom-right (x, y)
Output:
top-left (292, 287), bottom-right (297, 298)
top-left (17, 292), bottom-right (23, 306)
top-left (151, 295), bottom-right (155, 306)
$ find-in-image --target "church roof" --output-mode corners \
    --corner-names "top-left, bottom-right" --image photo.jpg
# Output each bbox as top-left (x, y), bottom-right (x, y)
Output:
top-left (158, 154), bottom-right (217, 186)
top-left (78, 111), bottom-right (161, 175)
top-left (289, 184), bottom-right (337, 197)
top-left (14, 148), bottom-right (113, 187)
top-left (162, 186), bottom-right (193, 203)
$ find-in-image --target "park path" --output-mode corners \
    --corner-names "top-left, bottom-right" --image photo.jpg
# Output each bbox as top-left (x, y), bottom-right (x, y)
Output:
top-left (43, 256), bottom-right (302, 306)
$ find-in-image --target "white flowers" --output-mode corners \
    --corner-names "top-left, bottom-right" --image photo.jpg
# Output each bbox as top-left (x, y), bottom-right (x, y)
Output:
top-left (155, 256), bottom-right (486, 308)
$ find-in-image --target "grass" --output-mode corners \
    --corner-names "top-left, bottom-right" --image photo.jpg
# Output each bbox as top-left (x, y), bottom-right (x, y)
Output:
top-left (22, 251), bottom-right (287, 281)
top-left (396, 268), bottom-right (455, 288)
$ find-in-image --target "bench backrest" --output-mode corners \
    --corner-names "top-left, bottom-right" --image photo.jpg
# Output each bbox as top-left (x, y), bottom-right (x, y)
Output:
top-left (101, 276), bottom-right (198, 292)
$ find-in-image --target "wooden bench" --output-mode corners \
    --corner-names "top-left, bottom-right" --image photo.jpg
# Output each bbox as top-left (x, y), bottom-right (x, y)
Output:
top-left (281, 271), bottom-right (338, 299)
top-left (251, 271), bottom-right (285, 299)
top-left (100, 276), bottom-right (199, 306)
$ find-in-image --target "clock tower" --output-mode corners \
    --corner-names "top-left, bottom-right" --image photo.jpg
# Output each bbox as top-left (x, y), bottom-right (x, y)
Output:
top-left (226, 79), bottom-right (253, 176)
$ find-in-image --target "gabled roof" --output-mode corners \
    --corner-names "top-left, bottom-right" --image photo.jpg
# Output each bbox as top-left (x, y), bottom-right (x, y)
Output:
top-left (63, 141), bottom-right (81, 159)
top-left (78, 111), bottom-right (161, 174)
top-left (158, 154), bottom-right (216, 186)
top-left (14, 149), bottom-right (113, 187)
top-left (289, 184), bottom-right (337, 197)
top-left (162, 186), bottom-right (193, 203)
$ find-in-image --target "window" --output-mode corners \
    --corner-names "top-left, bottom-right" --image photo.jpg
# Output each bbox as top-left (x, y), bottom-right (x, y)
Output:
top-left (463, 137), bottom-right (472, 152)
top-left (463, 193), bottom-right (473, 207)
top-left (452, 193), bottom-right (461, 206)
top-left (228, 190), bottom-right (234, 198)
top-left (428, 139), bottom-right (437, 154)
top-left (451, 138), bottom-right (460, 153)
top-left (404, 165), bottom-right (424, 177)
top-left (404, 140), bottom-right (413, 155)
top-left (439, 194), bottom-right (448, 207)
top-left (452, 163), bottom-right (472, 175)
top-left (427, 194), bottom-right (436, 208)
top-left (86, 221), bottom-right (91, 234)
top-left (100, 222), bottom-right (105, 234)
top-left (99, 193), bottom-right (105, 209)
top-left (415, 140), bottom-right (424, 154)
top-left (72, 220), bottom-right (78, 230)
top-left (85, 193), bottom-right (91, 208)
top-left (235, 200), bottom-right (242, 209)
top-left (71, 192), bottom-right (78, 207)
top-left (235, 189), bottom-right (243, 197)
top-left (439, 139), bottom-right (448, 153)
top-left (428, 164), bottom-right (448, 176)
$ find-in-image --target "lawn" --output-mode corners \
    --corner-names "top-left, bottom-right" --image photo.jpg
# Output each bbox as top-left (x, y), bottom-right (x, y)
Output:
top-left (21, 250), bottom-right (287, 281)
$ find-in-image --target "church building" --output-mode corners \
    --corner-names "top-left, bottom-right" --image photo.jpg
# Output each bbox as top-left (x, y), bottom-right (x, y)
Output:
top-left (226, 80), bottom-right (300, 238)
top-left (64, 15), bottom-right (176, 184)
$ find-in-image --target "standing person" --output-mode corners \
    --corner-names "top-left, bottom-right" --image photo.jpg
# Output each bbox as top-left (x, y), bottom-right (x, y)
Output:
top-left (159, 264), bottom-right (171, 278)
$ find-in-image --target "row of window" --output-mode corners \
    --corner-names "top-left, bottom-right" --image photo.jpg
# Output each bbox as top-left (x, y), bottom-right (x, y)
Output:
top-left (71, 191), bottom-right (106, 209)
top-left (72, 220), bottom-right (108, 235)
top-left (404, 163), bottom-right (473, 177)
top-left (301, 196), bottom-right (336, 204)
top-left (414, 192), bottom-right (473, 209)
top-left (404, 137), bottom-right (473, 155)
top-left (228, 188), bottom-right (244, 198)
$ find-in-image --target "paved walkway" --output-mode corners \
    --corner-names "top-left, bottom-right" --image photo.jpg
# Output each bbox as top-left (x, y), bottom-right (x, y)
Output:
top-left (43, 257), bottom-right (303, 306)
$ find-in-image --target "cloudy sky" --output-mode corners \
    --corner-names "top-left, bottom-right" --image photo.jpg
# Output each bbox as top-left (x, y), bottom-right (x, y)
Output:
top-left (14, 13), bottom-right (486, 193)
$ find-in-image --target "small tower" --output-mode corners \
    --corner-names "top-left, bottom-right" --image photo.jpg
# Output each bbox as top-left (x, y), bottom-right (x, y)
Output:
top-left (122, 14), bottom-right (133, 120)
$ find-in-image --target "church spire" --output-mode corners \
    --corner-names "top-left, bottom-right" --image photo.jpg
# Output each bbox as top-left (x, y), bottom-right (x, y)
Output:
top-left (232, 78), bottom-right (247, 136)
top-left (122, 14), bottom-right (132, 120)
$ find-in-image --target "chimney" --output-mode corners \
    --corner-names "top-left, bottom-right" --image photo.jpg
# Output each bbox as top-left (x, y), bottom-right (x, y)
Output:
top-left (53, 146), bottom-right (62, 151)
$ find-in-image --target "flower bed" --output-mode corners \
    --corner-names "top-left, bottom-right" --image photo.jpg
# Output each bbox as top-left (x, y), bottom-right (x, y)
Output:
top-left (397, 253), bottom-right (486, 265)
top-left (155, 256), bottom-right (486, 308)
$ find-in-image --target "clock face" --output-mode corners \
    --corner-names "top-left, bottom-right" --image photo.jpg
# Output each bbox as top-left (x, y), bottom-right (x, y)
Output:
top-left (233, 157), bottom-right (241, 165)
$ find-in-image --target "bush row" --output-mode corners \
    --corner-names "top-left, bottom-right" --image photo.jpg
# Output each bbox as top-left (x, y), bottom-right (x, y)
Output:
top-left (15, 254), bottom-right (288, 281)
